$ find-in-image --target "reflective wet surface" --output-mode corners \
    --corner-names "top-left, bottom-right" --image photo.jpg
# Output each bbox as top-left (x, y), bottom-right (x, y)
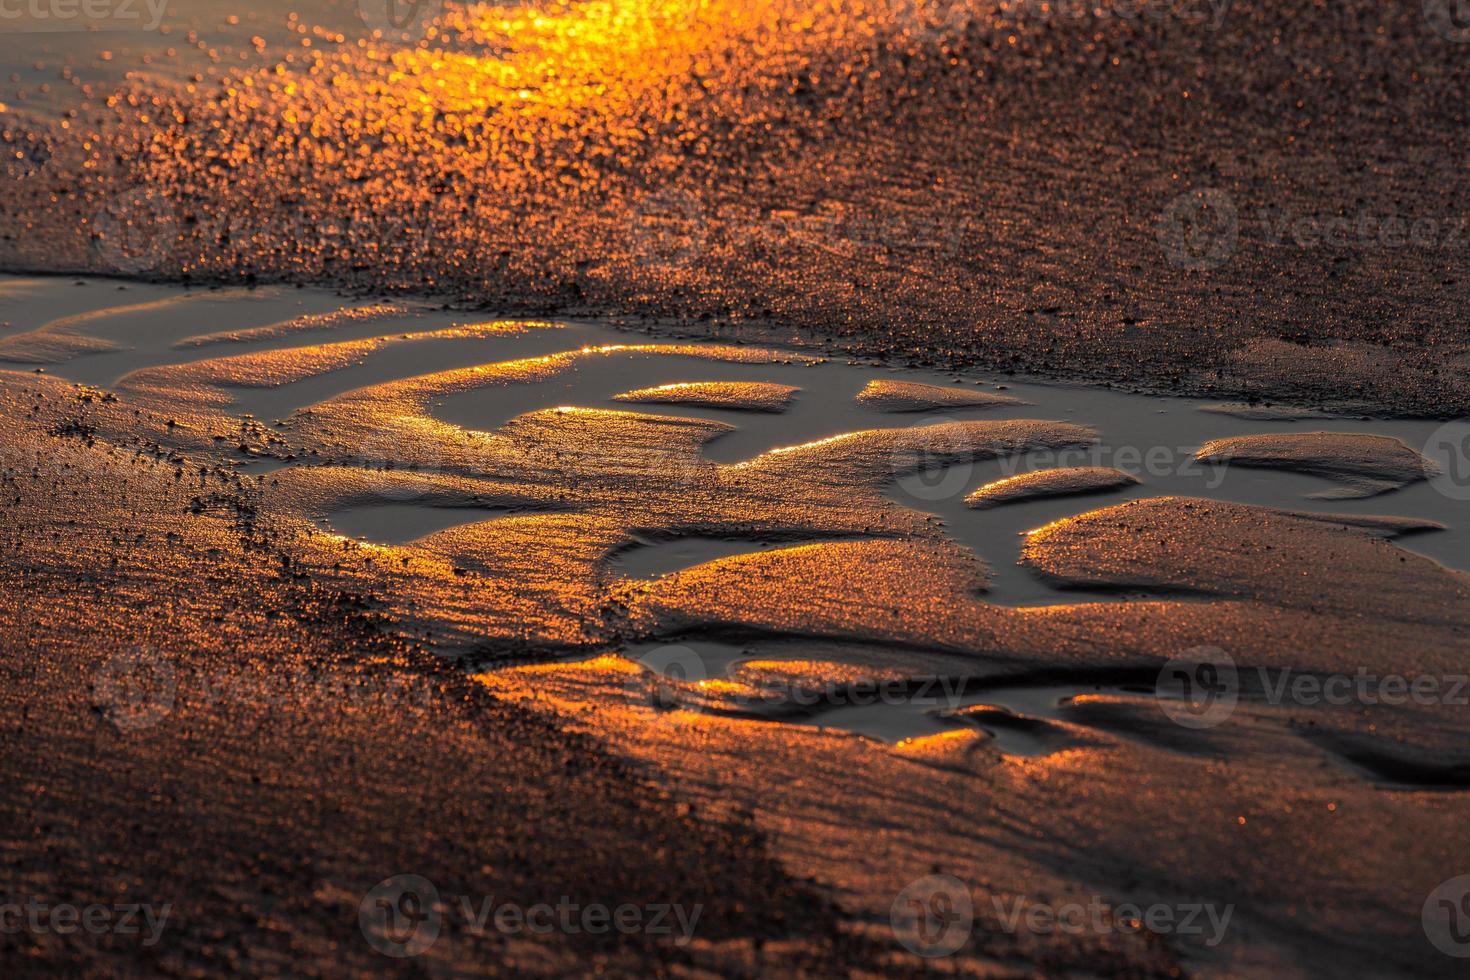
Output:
top-left (5, 274), bottom-right (1470, 973)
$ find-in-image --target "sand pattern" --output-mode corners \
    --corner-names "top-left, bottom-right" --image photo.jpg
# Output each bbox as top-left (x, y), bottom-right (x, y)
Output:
top-left (855, 379), bottom-right (1023, 412)
top-left (4, 278), bottom-right (1469, 974)
top-left (614, 381), bottom-right (800, 412)
top-left (965, 466), bottom-right (1138, 509)
top-left (1194, 432), bottom-right (1438, 499)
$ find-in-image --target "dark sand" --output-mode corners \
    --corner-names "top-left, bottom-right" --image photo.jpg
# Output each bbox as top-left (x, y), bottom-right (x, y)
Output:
top-left (0, 373), bottom-right (886, 976)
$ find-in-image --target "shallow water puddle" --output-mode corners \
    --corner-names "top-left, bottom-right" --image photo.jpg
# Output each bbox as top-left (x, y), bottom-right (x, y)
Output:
top-left (325, 503), bottom-right (525, 546)
top-left (5, 275), bottom-right (1468, 750)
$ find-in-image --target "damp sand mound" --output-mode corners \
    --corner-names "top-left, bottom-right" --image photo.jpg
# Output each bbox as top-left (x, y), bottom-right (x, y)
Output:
top-left (965, 466), bottom-right (1138, 510)
top-left (1194, 432), bottom-right (1438, 499)
top-left (613, 381), bottom-right (799, 412)
top-left (855, 380), bottom-right (1023, 412)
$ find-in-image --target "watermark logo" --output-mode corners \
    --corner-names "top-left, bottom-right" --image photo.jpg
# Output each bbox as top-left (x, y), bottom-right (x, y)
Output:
top-left (991, 0), bottom-right (1231, 29)
top-left (892, 419), bottom-right (976, 502)
top-left (352, 423), bottom-right (451, 499)
top-left (633, 643), bottom-right (709, 711)
top-left (890, 874), bottom-right (973, 958)
top-left (93, 645), bottom-right (176, 732)
top-left (1424, 420), bottom-right (1470, 501)
top-left (1156, 649), bottom-right (1470, 729)
top-left (888, 0), bottom-right (975, 44)
top-left (1156, 646), bottom-right (1238, 729)
top-left (1161, 190), bottom-right (1470, 270)
top-left (629, 190), bottom-right (707, 273)
top-left (1423, 875), bottom-right (1470, 957)
top-left (91, 187), bottom-right (176, 275)
top-left (994, 441), bottom-right (1229, 489)
top-left (1, 131), bottom-right (48, 179)
top-left (640, 445), bottom-right (709, 492)
top-left (358, 876), bottom-right (702, 956)
top-left (992, 894), bottom-right (1233, 947)
top-left (360, 874), bottom-right (442, 958)
top-left (1425, 0), bottom-right (1470, 42)
top-left (356, 0), bottom-right (445, 42)
top-left (1158, 189), bottom-right (1238, 271)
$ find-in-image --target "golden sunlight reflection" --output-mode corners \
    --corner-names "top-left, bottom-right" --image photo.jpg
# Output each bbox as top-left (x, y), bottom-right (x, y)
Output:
top-left (6, 0), bottom-right (1470, 970)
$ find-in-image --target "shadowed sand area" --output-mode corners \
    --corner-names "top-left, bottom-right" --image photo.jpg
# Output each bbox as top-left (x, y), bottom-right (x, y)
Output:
top-left (3, 277), bottom-right (1470, 975)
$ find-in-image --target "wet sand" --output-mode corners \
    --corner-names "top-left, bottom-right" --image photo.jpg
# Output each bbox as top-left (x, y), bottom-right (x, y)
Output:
top-left (3, 5), bottom-right (1470, 976)
top-left (2, 1), bottom-right (1470, 414)
top-left (3, 275), bottom-right (1469, 975)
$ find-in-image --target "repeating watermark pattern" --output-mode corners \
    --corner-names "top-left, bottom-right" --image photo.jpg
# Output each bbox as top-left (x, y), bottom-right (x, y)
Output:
top-left (890, 874), bottom-right (974, 958)
top-left (350, 424), bottom-right (451, 499)
top-left (458, 896), bottom-right (700, 945)
top-left (622, 195), bottom-right (977, 275)
top-left (1424, 420), bottom-right (1470, 501)
top-left (91, 187), bottom-right (177, 275)
top-left (629, 190), bottom-right (708, 273)
top-left (892, 434), bottom-right (1236, 505)
top-left (197, 666), bottom-right (439, 711)
top-left (93, 646), bottom-right (177, 732)
top-left (0, 0), bottom-right (169, 33)
top-left (1257, 209), bottom-right (1470, 251)
top-left (632, 643), bottom-right (710, 710)
top-left (995, 442), bottom-right (1230, 488)
top-left (360, 875), bottom-right (442, 958)
top-left (1, 131), bottom-right (48, 179)
top-left (358, 875), bottom-right (702, 957)
top-left (356, 0), bottom-right (446, 43)
top-left (890, 875), bottom-right (1233, 957)
top-left (736, 201), bottom-right (974, 268)
top-left (887, 0), bottom-right (977, 44)
top-left (640, 446), bottom-right (709, 492)
top-left (0, 899), bottom-right (171, 945)
top-left (991, 894), bottom-right (1233, 947)
top-left (1155, 646), bottom-right (1238, 729)
top-left (645, 657), bottom-right (981, 713)
top-left (1161, 188), bottom-right (1470, 270)
top-left (892, 418), bottom-right (979, 502)
top-left (993, 0), bottom-right (1231, 29)
top-left (1424, 875), bottom-right (1470, 958)
top-left (1156, 647), bottom-right (1470, 729)
top-left (1425, 0), bottom-right (1470, 43)
top-left (1157, 189), bottom-right (1239, 272)
top-left (738, 673), bottom-right (973, 711)
top-left (887, 0), bottom-right (1231, 43)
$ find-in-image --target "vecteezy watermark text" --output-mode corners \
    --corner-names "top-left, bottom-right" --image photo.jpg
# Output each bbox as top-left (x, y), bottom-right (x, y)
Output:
top-left (889, 874), bottom-right (1233, 958)
top-left (1, 899), bottom-right (171, 946)
top-left (1160, 189), bottom-right (1470, 271)
top-left (1157, 647), bottom-right (1470, 729)
top-left (990, 894), bottom-right (1233, 948)
top-left (358, 875), bottom-right (701, 957)
top-left (0, 0), bottom-right (169, 33)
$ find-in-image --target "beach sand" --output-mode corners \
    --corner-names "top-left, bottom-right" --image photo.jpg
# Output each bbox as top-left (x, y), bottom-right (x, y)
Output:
top-left (3, 1), bottom-right (1470, 975)
top-left (3, 1), bottom-right (1470, 414)
top-left (1, 275), bottom-right (1468, 975)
